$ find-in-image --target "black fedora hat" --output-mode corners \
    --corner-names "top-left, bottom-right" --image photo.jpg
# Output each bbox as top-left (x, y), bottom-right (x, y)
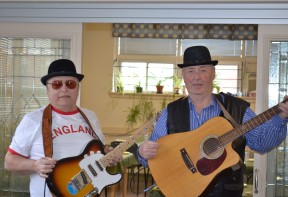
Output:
top-left (41, 59), bottom-right (84, 85)
top-left (178, 46), bottom-right (218, 68)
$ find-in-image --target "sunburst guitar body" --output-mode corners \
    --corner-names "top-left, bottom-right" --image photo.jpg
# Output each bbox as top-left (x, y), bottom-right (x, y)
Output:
top-left (46, 115), bottom-right (157, 197)
top-left (47, 139), bottom-right (122, 197)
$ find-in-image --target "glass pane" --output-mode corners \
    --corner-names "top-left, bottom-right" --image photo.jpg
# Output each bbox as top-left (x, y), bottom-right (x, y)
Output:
top-left (118, 62), bottom-right (174, 93)
top-left (120, 62), bottom-right (147, 91)
top-left (147, 63), bottom-right (174, 92)
top-left (215, 64), bottom-right (241, 94)
top-left (245, 40), bottom-right (258, 56)
top-left (0, 37), bottom-right (70, 196)
top-left (267, 41), bottom-right (288, 197)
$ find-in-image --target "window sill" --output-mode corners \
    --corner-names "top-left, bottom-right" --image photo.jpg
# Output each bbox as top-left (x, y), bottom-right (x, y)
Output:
top-left (109, 91), bottom-right (186, 100)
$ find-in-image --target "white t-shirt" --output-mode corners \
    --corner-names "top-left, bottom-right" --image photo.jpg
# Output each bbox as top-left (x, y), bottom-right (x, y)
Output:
top-left (8, 105), bottom-right (106, 197)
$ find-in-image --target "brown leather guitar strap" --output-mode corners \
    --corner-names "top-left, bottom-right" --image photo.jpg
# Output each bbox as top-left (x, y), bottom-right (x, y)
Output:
top-left (78, 109), bottom-right (102, 144)
top-left (215, 99), bottom-right (239, 128)
top-left (42, 104), bottom-right (53, 158)
top-left (214, 95), bottom-right (242, 171)
top-left (42, 104), bottom-right (56, 197)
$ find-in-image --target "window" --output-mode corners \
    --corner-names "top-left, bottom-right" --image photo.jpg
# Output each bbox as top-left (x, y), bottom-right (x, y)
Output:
top-left (115, 62), bottom-right (174, 93)
top-left (114, 37), bottom-right (257, 95)
top-left (0, 37), bottom-right (71, 195)
top-left (215, 64), bottom-right (242, 94)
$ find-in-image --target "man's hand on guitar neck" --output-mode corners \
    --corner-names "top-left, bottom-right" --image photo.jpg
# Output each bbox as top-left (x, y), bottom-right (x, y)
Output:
top-left (139, 141), bottom-right (159, 160)
top-left (279, 95), bottom-right (288, 119)
top-left (104, 145), bottom-right (123, 167)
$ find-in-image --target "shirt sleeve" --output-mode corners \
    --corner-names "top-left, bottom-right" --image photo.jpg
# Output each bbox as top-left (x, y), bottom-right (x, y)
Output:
top-left (9, 114), bottom-right (37, 157)
top-left (244, 107), bottom-right (287, 153)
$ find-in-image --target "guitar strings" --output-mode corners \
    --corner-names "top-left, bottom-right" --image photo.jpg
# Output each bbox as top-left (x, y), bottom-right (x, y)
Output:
top-left (202, 105), bottom-right (280, 157)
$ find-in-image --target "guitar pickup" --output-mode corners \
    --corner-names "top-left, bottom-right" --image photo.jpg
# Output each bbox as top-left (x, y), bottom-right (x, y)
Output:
top-left (180, 148), bottom-right (197, 173)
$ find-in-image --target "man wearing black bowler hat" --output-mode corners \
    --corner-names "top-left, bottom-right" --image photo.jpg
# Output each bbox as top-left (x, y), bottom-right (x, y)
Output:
top-left (138, 46), bottom-right (288, 196)
top-left (5, 59), bottom-right (121, 197)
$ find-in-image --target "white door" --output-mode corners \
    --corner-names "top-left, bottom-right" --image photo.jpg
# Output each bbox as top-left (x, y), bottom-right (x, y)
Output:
top-left (254, 25), bottom-right (288, 197)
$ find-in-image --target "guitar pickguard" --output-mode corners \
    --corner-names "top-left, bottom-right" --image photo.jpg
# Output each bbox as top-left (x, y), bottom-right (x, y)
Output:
top-left (196, 149), bottom-right (227, 175)
top-left (78, 150), bottom-right (122, 195)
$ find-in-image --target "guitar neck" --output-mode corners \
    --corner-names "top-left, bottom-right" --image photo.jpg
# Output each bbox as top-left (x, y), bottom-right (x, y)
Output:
top-left (99, 119), bottom-right (154, 168)
top-left (220, 103), bottom-right (282, 145)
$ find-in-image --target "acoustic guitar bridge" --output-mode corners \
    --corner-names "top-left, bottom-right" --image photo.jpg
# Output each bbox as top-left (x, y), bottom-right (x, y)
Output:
top-left (180, 148), bottom-right (197, 173)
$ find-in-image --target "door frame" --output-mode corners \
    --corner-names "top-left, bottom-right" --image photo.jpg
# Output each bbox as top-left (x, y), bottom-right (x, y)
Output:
top-left (254, 24), bottom-right (288, 197)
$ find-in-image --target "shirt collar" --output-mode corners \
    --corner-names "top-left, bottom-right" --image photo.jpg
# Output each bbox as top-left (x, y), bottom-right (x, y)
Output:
top-left (187, 94), bottom-right (218, 111)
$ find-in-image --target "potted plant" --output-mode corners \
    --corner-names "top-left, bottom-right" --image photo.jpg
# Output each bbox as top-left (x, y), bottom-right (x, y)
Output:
top-left (126, 97), bottom-right (155, 127)
top-left (156, 79), bottom-right (165, 94)
top-left (213, 80), bottom-right (221, 93)
top-left (173, 76), bottom-right (183, 94)
top-left (135, 81), bottom-right (143, 93)
top-left (115, 71), bottom-right (124, 94)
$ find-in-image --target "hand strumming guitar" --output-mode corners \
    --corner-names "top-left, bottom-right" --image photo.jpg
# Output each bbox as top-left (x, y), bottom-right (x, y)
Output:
top-left (278, 95), bottom-right (288, 119)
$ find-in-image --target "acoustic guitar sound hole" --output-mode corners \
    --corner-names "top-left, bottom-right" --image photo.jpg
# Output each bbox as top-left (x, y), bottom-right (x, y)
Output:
top-left (202, 137), bottom-right (223, 159)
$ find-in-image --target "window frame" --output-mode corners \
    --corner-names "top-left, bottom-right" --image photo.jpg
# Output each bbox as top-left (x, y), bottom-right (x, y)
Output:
top-left (114, 37), bottom-right (253, 96)
top-left (115, 54), bottom-right (181, 93)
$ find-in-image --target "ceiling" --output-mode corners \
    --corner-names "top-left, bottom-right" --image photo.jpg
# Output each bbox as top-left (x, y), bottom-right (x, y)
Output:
top-left (1, 1), bottom-right (288, 24)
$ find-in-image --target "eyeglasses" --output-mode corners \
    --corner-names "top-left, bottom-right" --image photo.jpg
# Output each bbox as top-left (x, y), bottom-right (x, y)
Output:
top-left (47, 80), bottom-right (78, 90)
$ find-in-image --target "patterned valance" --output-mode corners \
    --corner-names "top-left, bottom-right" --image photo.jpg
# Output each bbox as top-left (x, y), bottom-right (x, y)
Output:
top-left (112, 23), bottom-right (258, 40)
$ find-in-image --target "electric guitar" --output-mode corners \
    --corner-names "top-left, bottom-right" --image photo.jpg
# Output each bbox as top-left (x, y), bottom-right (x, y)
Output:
top-left (148, 101), bottom-right (285, 197)
top-left (46, 118), bottom-right (156, 197)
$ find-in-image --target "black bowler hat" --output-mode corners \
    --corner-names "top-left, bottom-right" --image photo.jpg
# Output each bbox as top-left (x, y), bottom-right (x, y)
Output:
top-left (178, 46), bottom-right (218, 68)
top-left (41, 59), bottom-right (84, 85)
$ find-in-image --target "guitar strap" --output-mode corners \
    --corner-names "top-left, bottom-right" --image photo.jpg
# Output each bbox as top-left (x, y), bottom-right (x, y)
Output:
top-left (214, 94), bottom-right (242, 171)
top-left (42, 104), bottom-right (103, 158)
top-left (215, 97), bottom-right (239, 128)
top-left (42, 104), bottom-right (53, 158)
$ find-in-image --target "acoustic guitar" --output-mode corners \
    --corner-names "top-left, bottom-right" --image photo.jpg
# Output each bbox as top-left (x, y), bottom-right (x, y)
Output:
top-left (46, 118), bottom-right (156, 197)
top-left (148, 101), bottom-right (284, 197)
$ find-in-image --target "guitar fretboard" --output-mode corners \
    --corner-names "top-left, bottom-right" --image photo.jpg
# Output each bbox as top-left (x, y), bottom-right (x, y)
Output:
top-left (99, 119), bottom-right (155, 168)
top-left (219, 103), bottom-right (282, 145)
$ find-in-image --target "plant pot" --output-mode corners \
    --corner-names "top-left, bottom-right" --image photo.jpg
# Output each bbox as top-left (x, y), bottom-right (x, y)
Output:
top-left (136, 86), bottom-right (143, 93)
top-left (174, 87), bottom-right (180, 94)
top-left (156, 85), bottom-right (164, 94)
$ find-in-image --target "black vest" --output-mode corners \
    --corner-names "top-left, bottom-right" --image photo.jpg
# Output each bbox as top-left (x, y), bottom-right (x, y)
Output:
top-left (167, 93), bottom-right (250, 197)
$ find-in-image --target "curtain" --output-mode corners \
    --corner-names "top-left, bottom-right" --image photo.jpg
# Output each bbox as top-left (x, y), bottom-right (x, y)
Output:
top-left (112, 23), bottom-right (258, 40)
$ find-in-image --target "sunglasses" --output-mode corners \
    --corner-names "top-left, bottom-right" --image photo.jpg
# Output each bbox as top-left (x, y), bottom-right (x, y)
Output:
top-left (47, 80), bottom-right (78, 90)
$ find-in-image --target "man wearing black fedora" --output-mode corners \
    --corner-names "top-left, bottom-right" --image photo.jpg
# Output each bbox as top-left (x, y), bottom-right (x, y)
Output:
top-left (5, 59), bottom-right (121, 197)
top-left (138, 46), bottom-right (288, 196)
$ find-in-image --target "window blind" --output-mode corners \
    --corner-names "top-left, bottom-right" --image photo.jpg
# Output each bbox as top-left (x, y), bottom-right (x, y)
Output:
top-left (119, 37), bottom-right (177, 55)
